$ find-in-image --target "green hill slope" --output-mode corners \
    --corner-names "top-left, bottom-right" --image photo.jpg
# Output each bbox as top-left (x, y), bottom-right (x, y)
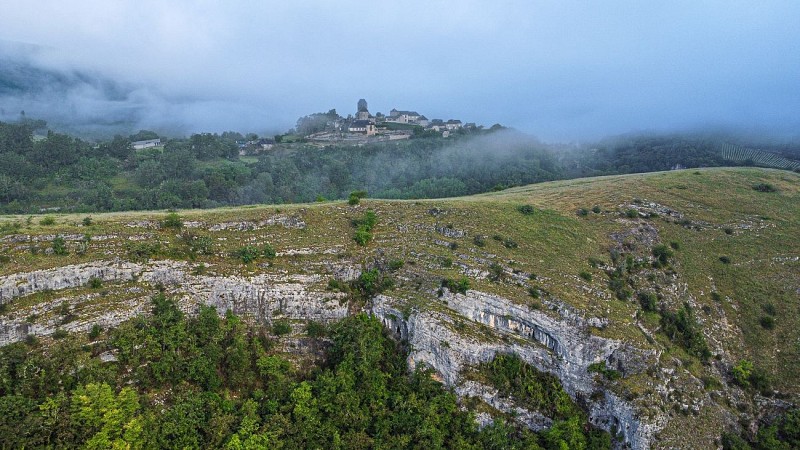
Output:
top-left (0, 167), bottom-right (798, 448)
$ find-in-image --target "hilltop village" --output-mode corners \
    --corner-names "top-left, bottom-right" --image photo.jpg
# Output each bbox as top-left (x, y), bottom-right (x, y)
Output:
top-left (289, 99), bottom-right (482, 146)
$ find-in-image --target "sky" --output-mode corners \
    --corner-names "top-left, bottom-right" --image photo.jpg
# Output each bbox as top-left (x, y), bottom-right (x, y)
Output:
top-left (1, 1), bottom-right (799, 141)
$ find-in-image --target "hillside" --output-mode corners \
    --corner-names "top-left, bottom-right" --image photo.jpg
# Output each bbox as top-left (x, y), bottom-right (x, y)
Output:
top-left (1, 167), bottom-right (798, 448)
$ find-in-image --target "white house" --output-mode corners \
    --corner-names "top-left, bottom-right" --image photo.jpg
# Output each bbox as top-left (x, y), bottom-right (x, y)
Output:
top-left (348, 120), bottom-right (376, 136)
top-left (132, 139), bottom-right (162, 150)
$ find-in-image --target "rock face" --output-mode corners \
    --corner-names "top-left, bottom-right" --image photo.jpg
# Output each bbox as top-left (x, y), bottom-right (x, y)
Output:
top-left (0, 260), bottom-right (661, 449)
top-left (0, 260), bottom-right (142, 303)
top-left (372, 290), bottom-right (664, 449)
top-left (0, 260), bottom-right (350, 346)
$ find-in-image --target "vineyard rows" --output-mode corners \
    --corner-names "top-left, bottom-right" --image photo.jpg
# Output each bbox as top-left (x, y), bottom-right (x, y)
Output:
top-left (720, 143), bottom-right (800, 170)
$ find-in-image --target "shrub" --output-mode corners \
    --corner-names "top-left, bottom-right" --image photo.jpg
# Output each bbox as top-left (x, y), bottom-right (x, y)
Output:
top-left (721, 431), bottom-right (751, 450)
top-left (760, 316), bottom-right (775, 330)
top-left (652, 244), bottom-right (674, 266)
top-left (40, 216), bottom-right (56, 226)
top-left (577, 208), bottom-right (589, 216)
top-left (51, 236), bottom-right (68, 255)
top-left (669, 241), bottom-right (680, 250)
top-left (439, 257), bottom-right (453, 268)
top-left (724, 227), bottom-right (734, 235)
top-left (125, 241), bottom-right (161, 261)
top-left (752, 183), bottom-right (777, 193)
top-left (352, 268), bottom-right (394, 298)
top-left (587, 257), bottom-right (604, 268)
top-left (161, 212), bottom-right (183, 229)
top-left (354, 227), bottom-right (372, 246)
top-left (579, 271), bottom-right (593, 282)
top-left (327, 278), bottom-right (350, 293)
top-left (262, 243), bottom-right (277, 259)
top-left (305, 320), bottom-right (327, 338)
top-left (502, 238), bottom-right (518, 249)
top-left (488, 263), bottom-right (505, 282)
top-left (592, 205), bottom-right (602, 214)
top-left (448, 241), bottom-right (458, 250)
top-left (441, 277), bottom-right (470, 295)
top-left (517, 205), bottom-right (536, 215)
top-left (638, 292), bottom-right (658, 312)
top-left (762, 303), bottom-right (776, 316)
top-left (272, 320), bottom-right (292, 336)
top-left (234, 245), bottom-right (260, 263)
top-left (625, 209), bottom-right (639, 219)
top-left (387, 259), bottom-right (404, 271)
top-left (588, 361), bottom-right (622, 380)
top-left (348, 190), bottom-right (368, 205)
top-left (528, 287), bottom-right (540, 299)
top-left (52, 328), bottom-right (68, 339)
top-left (660, 302), bottom-right (711, 360)
top-left (88, 277), bottom-right (103, 289)
top-left (719, 256), bottom-right (731, 264)
top-left (88, 323), bottom-right (102, 339)
top-left (82, 216), bottom-right (93, 226)
top-left (353, 210), bottom-right (377, 246)
top-left (473, 235), bottom-right (486, 247)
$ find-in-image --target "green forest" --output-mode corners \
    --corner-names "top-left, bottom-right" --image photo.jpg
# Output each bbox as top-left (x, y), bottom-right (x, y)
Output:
top-left (0, 294), bottom-right (613, 449)
top-left (1, 119), bottom-right (797, 214)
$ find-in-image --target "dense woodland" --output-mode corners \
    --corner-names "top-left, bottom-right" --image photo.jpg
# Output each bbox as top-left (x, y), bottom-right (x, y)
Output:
top-left (1, 119), bottom-right (797, 214)
top-left (0, 295), bottom-right (613, 449)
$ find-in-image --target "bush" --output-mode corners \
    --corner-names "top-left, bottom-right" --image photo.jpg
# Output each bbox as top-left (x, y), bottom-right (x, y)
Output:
top-left (52, 328), bottom-right (68, 339)
top-left (387, 259), bottom-right (404, 271)
top-left (40, 216), bottom-right (55, 226)
top-left (272, 320), bottom-right (292, 336)
top-left (579, 271), bottom-right (593, 282)
top-left (732, 359), bottom-right (753, 387)
top-left (88, 277), bottom-right (103, 289)
top-left (488, 263), bottom-right (505, 282)
top-left (354, 227), bottom-right (372, 246)
top-left (502, 238), bottom-right (518, 249)
top-left (262, 243), bottom-right (277, 259)
top-left (719, 256), bottom-right (731, 264)
top-left (441, 277), bottom-right (470, 295)
top-left (670, 241), bottom-right (680, 250)
top-left (517, 205), bottom-right (536, 215)
top-left (592, 205), bottom-right (602, 214)
top-left (625, 209), bottom-right (639, 219)
top-left (660, 302), bottom-right (711, 360)
top-left (760, 316), bottom-right (775, 330)
top-left (652, 244), bottom-right (674, 266)
top-left (233, 245), bottom-right (260, 263)
top-left (51, 236), bottom-right (68, 255)
top-left (88, 323), bottom-right (102, 339)
top-left (752, 183), bottom-right (777, 193)
top-left (305, 320), bottom-right (327, 338)
top-left (577, 208), bottom-right (589, 216)
top-left (82, 216), bottom-right (93, 226)
top-left (352, 268), bottom-right (394, 298)
top-left (638, 292), bottom-right (658, 312)
top-left (161, 212), bottom-right (183, 229)
top-left (348, 190), bottom-right (367, 205)
top-left (327, 278), bottom-right (350, 293)
top-left (588, 361), bottom-right (622, 380)
top-left (528, 287), bottom-right (540, 298)
top-left (473, 235), bottom-right (486, 247)
top-left (353, 210), bottom-right (377, 246)
top-left (125, 241), bottom-right (161, 261)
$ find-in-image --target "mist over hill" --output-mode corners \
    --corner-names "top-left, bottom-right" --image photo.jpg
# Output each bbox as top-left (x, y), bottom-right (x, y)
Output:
top-left (0, 42), bottom-right (278, 139)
